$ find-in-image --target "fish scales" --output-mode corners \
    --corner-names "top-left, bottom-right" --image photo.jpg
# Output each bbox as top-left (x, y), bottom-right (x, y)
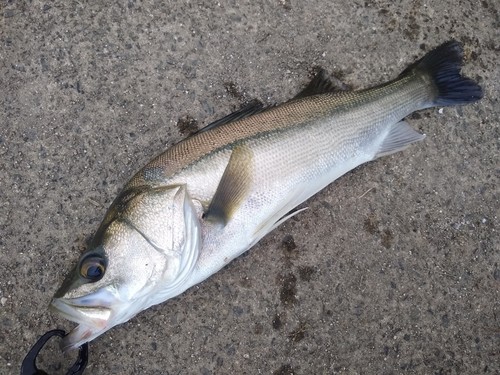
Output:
top-left (131, 74), bottom-right (428, 190)
top-left (119, 74), bottom-right (429, 226)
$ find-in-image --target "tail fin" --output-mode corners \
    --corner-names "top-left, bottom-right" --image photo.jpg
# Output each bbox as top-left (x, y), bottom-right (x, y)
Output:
top-left (403, 40), bottom-right (483, 106)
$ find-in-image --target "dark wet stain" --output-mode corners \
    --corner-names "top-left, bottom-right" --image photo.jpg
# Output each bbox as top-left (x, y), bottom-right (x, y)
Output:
top-left (384, 17), bottom-right (398, 33)
top-left (404, 15), bottom-right (420, 41)
top-left (181, 64), bottom-right (197, 79)
top-left (273, 364), bottom-right (296, 375)
top-left (254, 322), bottom-right (263, 335)
top-left (278, 273), bottom-right (297, 307)
top-left (75, 81), bottom-right (84, 94)
top-left (403, 0), bottom-right (423, 41)
top-left (281, 234), bottom-right (297, 253)
top-left (364, 214), bottom-right (379, 235)
top-left (176, 115), bottom-right (199, 136)
top-left (272, 313), bottom-right (283, 330)
top-left (353, 304), bottom-right (363, 317)
top-left (239, 277), bottom-right (252, 288)
top-left (400, 360), bottom-right (418, 370)
top-left (441, 314), bottom-right (450, 328)
top-left (11, 63), bottom-right (26, 72)
top-left (364, 213), bottom-right (394, 248)
top-left (298, 265), bottom-right (316, 281)
top-left (278, 0), bottom-right (292, 11)
top-left (233, 306), bottom-right (244, 316)
top-left (225, 343), bottom-right (236, 356)
top-left (4, 9), bottom-right (16, 18)
top-left (216, 357), bottom-right (223, 367)
top-left (224, 81), bottom-right (246, 101)
top-left (288, 322), bottom-right (307, 343)
top-left (381, 229), bottom-right (394, 249)
top-left (40, 55), bottom-right (49, 72)
top-left (493, 264), bottom-right (499, 280)
top-left (150, 341), bottom-right (157, 350)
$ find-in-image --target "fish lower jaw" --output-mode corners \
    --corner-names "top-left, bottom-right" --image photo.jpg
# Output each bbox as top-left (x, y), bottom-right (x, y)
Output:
top-left (50, 298), bottom-right (111, 328)
top-left (50, 298), bottom-right (116, 350)
top-left (62, 323), bottom-right (106, 352)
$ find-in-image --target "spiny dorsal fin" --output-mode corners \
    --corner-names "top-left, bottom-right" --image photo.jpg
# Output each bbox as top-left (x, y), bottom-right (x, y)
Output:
top-left (196, 69), bottom-right (349, 134)
top-left (293, 68), bottom-right (350, 100)
top-left (196, 99), bottom-right (265, 134)
top-left (204, 144), bottom-right (254, 225)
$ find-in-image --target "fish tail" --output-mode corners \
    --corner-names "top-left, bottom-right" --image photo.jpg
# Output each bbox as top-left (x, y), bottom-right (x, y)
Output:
top-left (403, 40), bottom-right (483, 107)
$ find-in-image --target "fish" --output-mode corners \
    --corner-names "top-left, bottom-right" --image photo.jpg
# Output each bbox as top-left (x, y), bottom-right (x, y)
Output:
top-left (50, 40), bottom-right (482, 351)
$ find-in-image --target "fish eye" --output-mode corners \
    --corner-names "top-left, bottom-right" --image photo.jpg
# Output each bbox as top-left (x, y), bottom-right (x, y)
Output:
top-left (80, 255), bottom-right (106, 282)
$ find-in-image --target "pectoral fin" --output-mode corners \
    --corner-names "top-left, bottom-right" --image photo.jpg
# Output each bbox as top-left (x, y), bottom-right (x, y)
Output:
top-left (205, 144), bottom-right (254, 225)
top-left (374, 121), bottom-right (426, 159)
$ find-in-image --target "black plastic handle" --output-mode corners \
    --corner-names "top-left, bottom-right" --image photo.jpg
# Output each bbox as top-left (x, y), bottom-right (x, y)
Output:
top-left (21, 329), bottom-right (88, 375)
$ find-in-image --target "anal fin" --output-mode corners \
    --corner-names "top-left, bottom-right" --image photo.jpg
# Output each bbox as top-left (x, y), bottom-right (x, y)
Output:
top-left (375, 121), bottom-right (426, 159)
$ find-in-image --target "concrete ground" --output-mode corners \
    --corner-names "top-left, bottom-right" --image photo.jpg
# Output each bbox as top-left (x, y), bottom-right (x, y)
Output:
top-left (1, 1), bottom-right (498, 374)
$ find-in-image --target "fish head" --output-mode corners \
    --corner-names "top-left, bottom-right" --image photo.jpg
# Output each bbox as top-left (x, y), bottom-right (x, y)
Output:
top-left (51, 184), bottom-right (201, 351)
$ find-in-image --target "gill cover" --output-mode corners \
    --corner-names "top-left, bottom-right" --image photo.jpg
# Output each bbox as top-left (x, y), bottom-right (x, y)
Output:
top-left (115, 184), bottom-right (202, 304)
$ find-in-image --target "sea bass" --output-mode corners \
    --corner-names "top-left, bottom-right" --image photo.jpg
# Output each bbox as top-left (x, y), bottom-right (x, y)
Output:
top-left (51, 41), bottom-right (482, 350)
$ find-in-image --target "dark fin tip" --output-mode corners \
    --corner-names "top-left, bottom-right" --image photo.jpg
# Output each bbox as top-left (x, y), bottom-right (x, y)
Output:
top-left (405, 40), bottom-right (483, 106)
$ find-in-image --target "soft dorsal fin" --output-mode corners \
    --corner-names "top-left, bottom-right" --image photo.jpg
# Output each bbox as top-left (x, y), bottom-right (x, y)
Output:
top-left (196, 99), bottom-right (265, 134)
top-left (293, 68), bottom-right (350, 99)
top-left (204, 144), bottom-right (254, 225)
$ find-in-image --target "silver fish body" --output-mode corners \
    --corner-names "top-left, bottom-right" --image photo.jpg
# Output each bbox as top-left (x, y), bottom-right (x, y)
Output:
top-left (51, 41), bottom-right (482, 350)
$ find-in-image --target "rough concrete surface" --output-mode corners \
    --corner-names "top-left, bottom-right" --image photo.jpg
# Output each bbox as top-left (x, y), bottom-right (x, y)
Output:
top-left (1, 0), bottom-right (499, 374)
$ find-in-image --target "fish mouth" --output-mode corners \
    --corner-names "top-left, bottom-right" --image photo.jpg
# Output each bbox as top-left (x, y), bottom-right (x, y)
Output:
top-left (50, 297), bottom-right (112, 351)
top-left (50, 297), bottom-right (112, 326)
